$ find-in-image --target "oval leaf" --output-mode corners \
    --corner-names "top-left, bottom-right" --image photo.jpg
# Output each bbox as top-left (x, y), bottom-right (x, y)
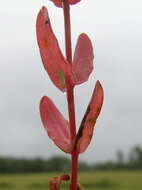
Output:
top-left (49, 174), bottom-right (70, 190)
top-left (74, 81), bottom-right (104, 153)
top-left (51, 0), bottom-right (81, 7)
top-left (73, 33), bottom-right (94, 85)
top-left (36, 7), bottom-right (73, 91)
top-left (40, 96), bottom-right (72, 153)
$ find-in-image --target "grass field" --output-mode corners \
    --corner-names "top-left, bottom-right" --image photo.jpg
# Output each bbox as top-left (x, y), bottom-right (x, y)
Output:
top-left (0, 171), bottom-right (142, 190)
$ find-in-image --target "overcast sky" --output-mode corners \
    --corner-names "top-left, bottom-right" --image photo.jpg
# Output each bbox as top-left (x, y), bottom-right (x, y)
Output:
top-left (0, 0), bottom-right (142, 163)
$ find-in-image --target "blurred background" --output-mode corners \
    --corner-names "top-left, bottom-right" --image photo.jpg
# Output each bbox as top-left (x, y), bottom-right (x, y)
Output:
top-left (0, 0), bottom-right (142, 189)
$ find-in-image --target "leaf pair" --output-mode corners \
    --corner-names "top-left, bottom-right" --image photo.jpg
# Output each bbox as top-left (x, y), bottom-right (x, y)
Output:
top-left (49, 174), bottom-right (84, 190)
top-left (49, 174), bottom-right (70, 190)
top-left (40, 81), bottom-right (104, 154)
top-left (36, 7), bottom-right (94, 92)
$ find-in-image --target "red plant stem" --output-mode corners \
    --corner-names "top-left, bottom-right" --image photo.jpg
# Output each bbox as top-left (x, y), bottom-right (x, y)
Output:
top-left (71, 151), bottom-right (78, 190)
top-left (66, 83), bottom-right (76, 140)
top-left (63, 0), bottom-right (72, 64)
top-left (63, 1), bottom-right (78, 190)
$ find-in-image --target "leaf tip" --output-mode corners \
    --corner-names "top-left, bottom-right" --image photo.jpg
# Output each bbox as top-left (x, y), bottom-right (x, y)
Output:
top-left (40, 96), bottom-right (47, 106)
top-left (96, 80), bottom-right (104, 104)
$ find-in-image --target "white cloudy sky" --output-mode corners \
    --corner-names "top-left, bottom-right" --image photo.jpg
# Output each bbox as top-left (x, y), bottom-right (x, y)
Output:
top-left (0, 0), bottom-right (142, 163)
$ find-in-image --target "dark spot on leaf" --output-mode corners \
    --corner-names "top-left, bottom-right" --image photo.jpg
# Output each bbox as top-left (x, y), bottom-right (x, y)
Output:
top-left (73, 106), bottom-right (91, 151)
top-left (45, 20), bottom-right (49, 24)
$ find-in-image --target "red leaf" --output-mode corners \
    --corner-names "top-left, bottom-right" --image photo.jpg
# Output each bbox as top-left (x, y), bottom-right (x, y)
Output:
top-left (74, 81), bottom-right (104, 153)
top-left (36, 7), bottom-right (73, 91)
top-left (73, 33), bottom-right (94, 85)
top-left (50, 0), bottom-right (81, 7)
top-left (40, 96), bottom-right (72, 153)
top-left (49, 174), bottom-right (70, 190)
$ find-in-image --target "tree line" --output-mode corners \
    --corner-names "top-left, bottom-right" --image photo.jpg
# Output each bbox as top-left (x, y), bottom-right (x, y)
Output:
top-left (0, 145), bottom-right (142, 173)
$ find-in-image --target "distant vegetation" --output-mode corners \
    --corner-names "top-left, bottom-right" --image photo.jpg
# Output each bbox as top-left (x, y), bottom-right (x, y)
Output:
top-left (1, 171), bottom-right (142, 190)
top-left (0, 145), bottom-right (142, 173)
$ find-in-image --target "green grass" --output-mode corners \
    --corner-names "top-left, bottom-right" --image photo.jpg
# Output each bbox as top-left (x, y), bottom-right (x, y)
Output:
top-left (0, 171), bottom-right (142, 190)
